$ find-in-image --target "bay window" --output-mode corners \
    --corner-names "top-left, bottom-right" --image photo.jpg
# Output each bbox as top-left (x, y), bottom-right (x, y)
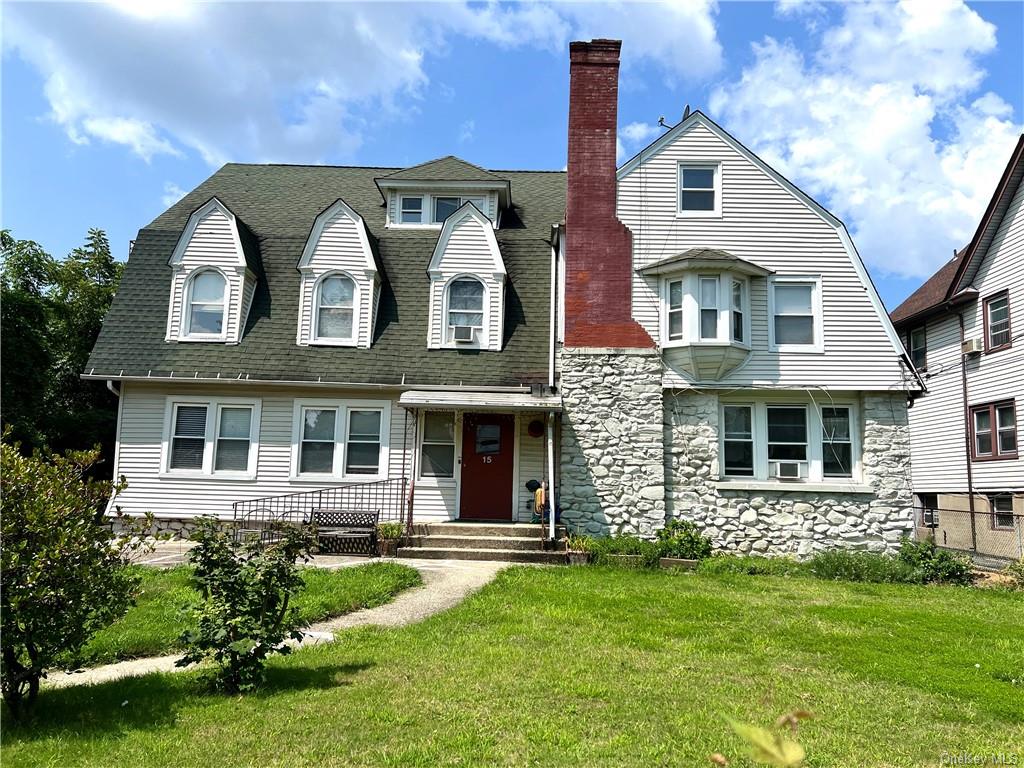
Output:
top-left (661, 272), bottom-right (749, 346)
top-left (667, 279), bottom-right (684, 341)
top-left (292, 399), bottom-right (389, 479)
top-left (731, 279), bottom-right (745, 343)
top-left (165, 398), bottom-right (260, 477)
top-left (719, 401), bottom-right (859, 483)
top-left (699, 276), bottom-right (719, 339)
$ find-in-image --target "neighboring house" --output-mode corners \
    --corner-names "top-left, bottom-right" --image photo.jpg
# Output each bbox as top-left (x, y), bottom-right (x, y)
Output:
top-left (890, 136), bottom-right (1024, 560)
top-left (87, 39), bottom-right (920, 556)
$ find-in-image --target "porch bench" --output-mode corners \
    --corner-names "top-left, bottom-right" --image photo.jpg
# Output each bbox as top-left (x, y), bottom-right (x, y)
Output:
top-left (310, 509), bottom-right (380, 556)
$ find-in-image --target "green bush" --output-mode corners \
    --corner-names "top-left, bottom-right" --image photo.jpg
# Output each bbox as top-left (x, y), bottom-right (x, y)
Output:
top-left (697, 554), bottom-right (807, 578)
top-left (566, 533), bottom-right (594, 553)
top-left (1001, 559), bottom-right (1024, 591)
top-left (897, 538), bottom-right (974, 586)
top-left (0, 439), bottom-right (147, 717)
top-left (176, 519), bottom-right (316, 693)
top-left (656, 519), bottom-right (713, 560)
top-left (589, 535), bottom-right (661, 568)
top-left (377, 522), bottom-right (404, 540)
top-left (807, 549), bottom-right (920, 584)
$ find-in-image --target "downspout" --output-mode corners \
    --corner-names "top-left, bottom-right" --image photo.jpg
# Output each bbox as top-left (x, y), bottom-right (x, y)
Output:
top-left (106, 380), bottom-right (120, 398)
top-left (957, 312), bottom-right (978, 552)
top-left (407, 410), bottom-right (420, 537)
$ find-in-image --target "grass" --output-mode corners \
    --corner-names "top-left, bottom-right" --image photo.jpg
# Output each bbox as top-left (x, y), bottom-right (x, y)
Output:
top-left (65, 562), bottom-right (422, 667)
top-left (5, 567), bottom-right (1022, 767)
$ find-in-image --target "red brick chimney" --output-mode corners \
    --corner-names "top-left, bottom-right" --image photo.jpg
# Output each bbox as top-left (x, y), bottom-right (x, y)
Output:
top-left (564, 39), bottom-right (653, 349)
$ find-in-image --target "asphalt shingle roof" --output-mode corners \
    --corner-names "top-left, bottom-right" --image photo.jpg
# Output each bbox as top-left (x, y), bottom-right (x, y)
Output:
top-left (87, 162), bottom-right (565, 387)
top-left (889, 249), bottom-right (966, 327)
top-left (377, 156), bottom-right (507, 183)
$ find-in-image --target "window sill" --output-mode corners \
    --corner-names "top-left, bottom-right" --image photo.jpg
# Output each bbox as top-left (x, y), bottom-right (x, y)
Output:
top-left (175, 335), bottom-right (230, 344)
top-left (675, 211), bottom-right (722, 219)
top-left (308, 338), bottom-right (359, 347)
top-left (970, 453), bottom-right (1019, 462)
top-left (714, 479), bottom-right (873, 494)
top-left (662, 339), bottom-right (750, 351)
top-left (984, 343), bottom-right (1012, 355)
top-left (768, 344), bottom-right (825, 354)
top-left (288, 475), bottom-right (389, 484)
top-left (159, 472), bottom-right (257, 482)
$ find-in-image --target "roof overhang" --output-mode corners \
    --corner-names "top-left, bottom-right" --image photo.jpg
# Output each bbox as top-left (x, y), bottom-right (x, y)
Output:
top-left (637, 249), bottom-right (773, 277)
top-left (399, 390), bottom-right (561, 412)
top-left (891, 287), bottom-right (980, 331)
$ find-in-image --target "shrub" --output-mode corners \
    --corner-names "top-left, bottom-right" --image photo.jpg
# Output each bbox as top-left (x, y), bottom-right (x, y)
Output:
top-left (656, 519), bottom-right (713, 560)
top-left (1001, 559), bottom-right (1024, 591)
top-left (807, 550), bottom-right (919, 584)
top-left (589, 535), bottom-right (661, 568)
top-left (897, 537), bottom-right (974, 586)
top-left (566, 533), bottom-right (594, 553)
top-left (176, 518), bottom-right (315, 693)
top-left (0, 439), bottom-right (146, 717)
top-left (697, 554), bottom-right (807, 578)
top-left (377, 522), bottom-right (404, 540)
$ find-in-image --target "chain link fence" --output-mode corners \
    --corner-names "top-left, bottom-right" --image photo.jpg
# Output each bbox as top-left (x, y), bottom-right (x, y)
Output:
top-left (914, 503), bottom-right (1023, 568)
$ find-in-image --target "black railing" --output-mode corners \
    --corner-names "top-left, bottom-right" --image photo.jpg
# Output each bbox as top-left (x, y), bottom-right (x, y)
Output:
top-left (914, 506), bottom-right (1023, 565)
top-left (231, 477), bottom-right (408, 553)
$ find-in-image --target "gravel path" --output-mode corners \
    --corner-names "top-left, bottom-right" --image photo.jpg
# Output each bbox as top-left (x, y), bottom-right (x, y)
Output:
top-left (45, 558), bottom-right (505, 689)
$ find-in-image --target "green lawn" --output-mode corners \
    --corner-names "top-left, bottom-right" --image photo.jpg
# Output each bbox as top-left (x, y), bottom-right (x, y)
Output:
top-left (66, 562), bottom-right (422, 666)
top-left (5, 567), bottom-right (1022, 767)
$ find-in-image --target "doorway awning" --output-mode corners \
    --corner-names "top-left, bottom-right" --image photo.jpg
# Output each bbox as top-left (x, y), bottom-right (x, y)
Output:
top-left (398, 390), bottom-right (562, 412)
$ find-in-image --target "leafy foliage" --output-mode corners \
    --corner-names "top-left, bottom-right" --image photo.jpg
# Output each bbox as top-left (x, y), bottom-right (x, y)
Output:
top-left (566, 533), bottom-right (594, 553)
top-left (0, 437), bottom-right (144, 717)
top-left (722, 711), bottom-right (813, 767)
top-left (896, 537), bottom-right (974, 585)
top-left (588, 535), bottom-right (661, 567)
top-left (377, 522), bottom-right (404, 540)
top-left (176, 519), bottom-right (316, 693)
top-left (807, 549), bottom-right (919, 583)
top-left (1001, 559), bottom-right (1024, 591)
top-left (697, 554), bottom-right (807, 578)
top-left (655, 519), bottom-right (713, 560)
top-left (1, 229), bottom-right (123, 470)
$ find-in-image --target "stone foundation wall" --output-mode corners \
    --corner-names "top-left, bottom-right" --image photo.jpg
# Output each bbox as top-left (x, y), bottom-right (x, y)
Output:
top-left (559, 348), bottom-right (666, 536)
top-left (108, 515), bottom-right (228, 540)
top-left (663, 391), bottom-right (915, 556)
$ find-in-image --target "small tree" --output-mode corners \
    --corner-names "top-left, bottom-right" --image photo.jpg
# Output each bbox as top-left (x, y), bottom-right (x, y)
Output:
top-left (177, 519), bottom-right (315, 693)
top-left (0, 439), bottom-right (144, 717)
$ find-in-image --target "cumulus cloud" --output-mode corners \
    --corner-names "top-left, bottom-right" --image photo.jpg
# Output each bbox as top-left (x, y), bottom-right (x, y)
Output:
top-left (3, 1), bottom-right (722, 167)
top-left (711, 0), bottom-right (1021, 279)
top-left (617, 121), bottom-right (664, 162)
top-left (458, 119), bottom-right (476, 144)
top-left (161, 182), bottom-right (187, 208)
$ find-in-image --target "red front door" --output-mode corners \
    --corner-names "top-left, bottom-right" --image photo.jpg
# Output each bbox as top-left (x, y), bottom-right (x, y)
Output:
top-left (459, 413), bottom-right (515, 521)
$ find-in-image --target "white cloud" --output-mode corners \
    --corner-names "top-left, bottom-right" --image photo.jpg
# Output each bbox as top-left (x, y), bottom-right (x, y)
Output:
top-left (3, 1), bottom-right (722, 167)
top-left (161, 182), bottom-right (186, 208)
top-left (711, 0), bottom-right (1021, 280)
top-left (617, 121), bottom-right (664, 162)
top-left (458, 119), bottom-right (476, 144)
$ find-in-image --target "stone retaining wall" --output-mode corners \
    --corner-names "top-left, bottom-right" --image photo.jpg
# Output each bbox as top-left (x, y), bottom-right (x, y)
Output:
top-left (108, 515), bottom-right (228, 540)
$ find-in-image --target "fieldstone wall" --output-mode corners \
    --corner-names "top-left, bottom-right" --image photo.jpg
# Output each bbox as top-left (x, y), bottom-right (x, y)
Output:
top-left (107, 514), bottom-right (228, 540)
top-left (559, 348), bottom-right (666, 536)
top-left (663, 391), bottom-right (914, 557)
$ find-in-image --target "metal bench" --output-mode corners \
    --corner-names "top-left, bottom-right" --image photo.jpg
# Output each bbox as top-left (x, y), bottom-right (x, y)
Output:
top-left (310, 509), bottom-right (380, 556)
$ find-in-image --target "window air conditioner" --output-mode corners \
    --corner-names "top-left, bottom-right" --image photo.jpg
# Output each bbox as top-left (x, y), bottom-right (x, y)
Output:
top-left (961, 338), bottom-right (983, 355)
top-left (770, 460), bottom-right (806, 480)
top-left (453, 326), bottom-right (475, 343)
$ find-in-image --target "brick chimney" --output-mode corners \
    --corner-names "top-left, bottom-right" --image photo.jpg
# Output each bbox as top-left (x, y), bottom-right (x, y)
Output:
top-left (564, 39), bottom-right (653, 349)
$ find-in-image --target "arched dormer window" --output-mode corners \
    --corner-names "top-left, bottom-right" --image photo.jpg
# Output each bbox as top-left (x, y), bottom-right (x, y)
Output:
top-left (185, 269), bottom-right (227, 338)
top-left (314, 273), bottom-right (356, 342)
top-left (446, 276), bottom-right (485, 344)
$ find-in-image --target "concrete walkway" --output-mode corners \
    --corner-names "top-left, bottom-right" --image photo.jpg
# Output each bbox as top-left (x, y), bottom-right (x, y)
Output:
top-left (45, 556), bottom-right (506, 689)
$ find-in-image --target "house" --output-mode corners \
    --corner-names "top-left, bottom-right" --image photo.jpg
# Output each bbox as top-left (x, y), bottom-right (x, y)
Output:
top-left (890, 136), bottom-right (1024, 561)
top-left (86, 39), bottom-right (919, 557)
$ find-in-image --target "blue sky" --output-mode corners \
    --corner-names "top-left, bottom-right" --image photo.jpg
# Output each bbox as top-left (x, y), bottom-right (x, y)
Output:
top-left (3, 1), bottom-right (1022, 310)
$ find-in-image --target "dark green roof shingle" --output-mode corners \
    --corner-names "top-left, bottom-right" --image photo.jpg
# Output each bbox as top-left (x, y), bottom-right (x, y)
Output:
top-left (87, 163), bottom-right (565, 387)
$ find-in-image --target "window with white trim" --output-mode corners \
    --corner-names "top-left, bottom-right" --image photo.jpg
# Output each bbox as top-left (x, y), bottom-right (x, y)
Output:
top-left (731, 279), bottom-right (745, 344)
top-left (400, 196), bottom-right (423, 224)
top-left (698, 276), bottom-right (719, 340)
top-left (314, 274), bottom-right (355, 342)
top-left (164, 398), bottom-right (260, 476)
top-left (420, 411), bottom-right (456, 479)
top-left (678, 164), bottom-right (719, 215)
top-left (667, 279), bottom-right (684, 341)
top-left (434, 195), bottom-right (486, 224)
top-left (185, 270), bottom-right (226, 337)
top-left (292, 400), bottom-right (389, 479)
top-left (984, 292), bottom-right (1010, 351)
top-left (446, 277), bottom-right (485, 344)
top-left (770, 277), bottom-right (821, 350)
top-left (909, 327), bottom-right (927, 370)
top-left (719, 401), bottom-right (858, 483)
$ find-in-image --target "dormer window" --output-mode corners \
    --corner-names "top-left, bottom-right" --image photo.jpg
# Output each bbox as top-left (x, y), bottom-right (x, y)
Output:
top-left (401, 196), bottom-right (423, 224)
top-left (314, 274), bottom-right (355, 342)
top-left (185, 269), bottom-right (227, 337)
top-left (446, 277), bottom-right (485, 343)
top-left (678, 163), bottom-right (721, 216)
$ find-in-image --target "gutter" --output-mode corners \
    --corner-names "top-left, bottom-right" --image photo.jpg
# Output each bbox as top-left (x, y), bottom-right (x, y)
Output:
top-left (81, 373), bottom-right (531, 394)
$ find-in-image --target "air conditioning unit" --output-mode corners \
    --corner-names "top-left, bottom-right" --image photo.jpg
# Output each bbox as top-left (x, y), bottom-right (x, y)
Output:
top-left (962, 338), bottom-right (984, 355)
top-left (770, 460), bottom-right (807, 480)
top-left (453, 325), bottom-right (475, 343)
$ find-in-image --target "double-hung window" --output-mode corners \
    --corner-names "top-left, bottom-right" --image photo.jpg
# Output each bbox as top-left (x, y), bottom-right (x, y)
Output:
top-left (166, 398), bottom-right (259, 476)
top-left (821, 407), bottom-right (853, 477)
top-left (185, 270), bottom-right (226, 337)
top-left (991, 495), bottom-right (1015, 529)
top-left (420, 412), bottom-right (456, 479)
top-left (722, 405), bottom-right (754, 476)
top-left (446, 277), bottom-right (485, 344)
top-left (984, 291), bottom-right (1011, 351)
top-left (971, 401), bottom-right (1017, 460)
top-left (909, 327), bottom-right (927, 370)
top-left (666, 279), bottom-right (684, 342)
top-left (400, 196), bottom-right (423, 224)
top-left (731, 279), bottom-right (745, 344)
top-left (698, 276), bottom-right (719, 340)
top-left (314, 274), bottom-right (355, 342)
top-left (679, 164), bottom-right (719, 215)
top-left (770, 277), bottom-right (820, 350)
top-left (767, 406), bottom-right (808, 465)
top-left (433, 195), bottom-right (487, 224)
top-left (293, 400), bottom-right (389, 479)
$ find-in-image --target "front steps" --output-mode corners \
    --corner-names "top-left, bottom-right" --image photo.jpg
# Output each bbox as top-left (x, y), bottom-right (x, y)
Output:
top-left (399, 522), bottom-right (566, 564)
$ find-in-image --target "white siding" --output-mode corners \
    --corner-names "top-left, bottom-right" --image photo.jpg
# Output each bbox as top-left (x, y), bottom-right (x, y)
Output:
top-left (428, 212), bottom-right (505, 351)
top-left (296, 205), bottom-right (376, 348)
top-left (618, 120), bottom-right (907, 391)
top-left (907, 176), bottom-right (1024, 493)
top-left (166, 207), bottom-right (252, 344)
top-left (385, 189), bottom-right (498, 228)
top-left (110, 383), bottom-right (548, 523)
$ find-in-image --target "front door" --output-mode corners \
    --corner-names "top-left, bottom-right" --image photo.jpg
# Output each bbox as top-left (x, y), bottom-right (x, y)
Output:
top-left (459, 413), bottom-right (515, 520)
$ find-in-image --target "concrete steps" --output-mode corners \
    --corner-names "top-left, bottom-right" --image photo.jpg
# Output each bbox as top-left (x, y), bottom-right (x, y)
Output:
top-left (399, 522), bottom-right (566, 564)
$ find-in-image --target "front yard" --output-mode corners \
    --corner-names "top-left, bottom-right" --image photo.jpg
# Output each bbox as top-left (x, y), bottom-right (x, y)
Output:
top-left (4, 567), bottom-right (1021, 767)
